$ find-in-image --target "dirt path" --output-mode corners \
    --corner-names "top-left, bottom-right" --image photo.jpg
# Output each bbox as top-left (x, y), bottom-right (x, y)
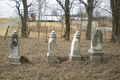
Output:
top-left (0, 20), bottom-right (20, 29)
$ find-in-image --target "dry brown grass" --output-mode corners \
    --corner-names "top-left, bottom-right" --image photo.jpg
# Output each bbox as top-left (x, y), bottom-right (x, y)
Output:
top-left (0, 18), bottom-right (18, 25)
top-left (0, 36), bottom-right (120, 80)
top-left (0, 20), bottom-right (112, 40)
top-left (27, 21), bottom-right (89, 40)
top-left (0, 24), bottom-right (19, 37)
top-left (0, 21), bottom-right (119, 80)
top-left (99, 20), bottom-right (112, 27)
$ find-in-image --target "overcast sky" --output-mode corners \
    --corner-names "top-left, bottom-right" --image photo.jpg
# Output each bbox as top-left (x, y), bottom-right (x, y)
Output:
top-left (0, 0), bottom-right (110, 18)
top-left (0, 0), bottom-right (16, 18)
top-left (0, 0), bottom-right (80, 18)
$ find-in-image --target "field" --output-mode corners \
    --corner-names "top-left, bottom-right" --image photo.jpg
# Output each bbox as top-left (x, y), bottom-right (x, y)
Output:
top-left (0, 36), bottom-right (120, 80)
top-left (0, 18), bottom-right (18, 25)
top-left (0, 20), bottom-right (119, 80)
top-left (0, 20), bottom-right (111, 40)
top-left (0, 21), bottom-right (87, 40)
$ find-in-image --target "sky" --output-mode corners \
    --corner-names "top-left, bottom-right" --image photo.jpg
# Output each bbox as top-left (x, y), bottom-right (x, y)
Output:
top-left (0, 0), bottom-right (111, 18)
top-left (0, 0), bottom-right (17, 18)
top-left (0, 0), bottom-right (80, 18)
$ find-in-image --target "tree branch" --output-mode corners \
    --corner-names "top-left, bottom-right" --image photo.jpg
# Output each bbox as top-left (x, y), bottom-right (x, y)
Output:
top-left (12, 0), bottom-right (22, 18)
top-left (97, 6), bottom-right (112, 14)
top-left (56, 0), bottom-right (66, 11)
top-left (79, 0), bottom-right (88, 8)
top-left (6, 2), bottom-right (16, 8)
top-left (69, 0), bottom-right (75, 9)
top-left (93, 0), bottom-right (103, 8)
top-left (27, 0), bottom-right (33, 8)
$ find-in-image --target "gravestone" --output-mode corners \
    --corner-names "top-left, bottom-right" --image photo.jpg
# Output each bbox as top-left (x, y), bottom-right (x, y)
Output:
top-left (87, 28), bottom-right (104, 61)
top-left (69, 31), bottom-right (81, 62)
top-left (8, 30), bottom-right (21, 65)
top-left (46, 30), bottom-right (59, 63)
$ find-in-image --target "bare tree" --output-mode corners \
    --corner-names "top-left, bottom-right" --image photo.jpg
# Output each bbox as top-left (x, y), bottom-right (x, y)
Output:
top-left (50, 7), bottom-right (65, 33)
top-left (79, 0), bottom-right (102, 40)
top-left (56, 0), bottom-right (75, 41)
top-left (36, 0), bottom-right (46, 38)
top-left (11, 0), bottom-right (32, 37)
top-left (110, 0), bottom-right (120, 43)
top-left (77, 5), bottom-right (87, 29)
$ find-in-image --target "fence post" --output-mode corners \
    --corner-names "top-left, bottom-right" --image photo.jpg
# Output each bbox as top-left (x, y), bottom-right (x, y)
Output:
top-left (46, 27), bottom-right (47, 42)
top-left (60, 26), bottom-right (61, 39)
top-left (104, 27), bottom-right (106, 40)
top-left (4, 25), bottom-right (10, 40)
top-left (71, 26), bottom-right (72, 39)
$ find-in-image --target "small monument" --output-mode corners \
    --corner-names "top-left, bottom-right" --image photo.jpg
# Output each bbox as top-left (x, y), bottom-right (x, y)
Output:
top-left (9, 30), bottom-right (21, 65)
top-left (69, 31), bottom-right (81, 62)
top-left (46, 30), bottom-right (59, 63)
top-left (87, 28), bottom-right (104, 61)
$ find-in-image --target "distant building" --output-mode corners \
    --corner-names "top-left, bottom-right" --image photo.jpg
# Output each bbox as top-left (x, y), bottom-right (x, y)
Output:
top-left (40, 15), bottom-right (62, 22)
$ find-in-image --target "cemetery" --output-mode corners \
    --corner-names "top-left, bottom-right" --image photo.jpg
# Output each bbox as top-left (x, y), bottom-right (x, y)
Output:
top-left (0, 26), bottom-right (120, 79)
top-left (0, 0), bottom-right (120, 79)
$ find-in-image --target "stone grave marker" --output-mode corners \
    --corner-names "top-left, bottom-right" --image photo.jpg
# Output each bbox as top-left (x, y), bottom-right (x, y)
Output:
top-left (69, 31), bottom-right (81, 62)
top-left (8, 30), bottom-right (21, 65)
top-left (87, 28), bottom-right (104, 61)
top-left (46, 30), bottom-right (59, 64)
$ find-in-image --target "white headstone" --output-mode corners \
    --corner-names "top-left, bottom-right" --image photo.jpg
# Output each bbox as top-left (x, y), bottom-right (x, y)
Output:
top-left (87, 28), bottom-right (104, 61)
top-left (69, 31), bottom-right (81, 62)
top-left (46, 30), bottom-right (59, 64)
top-left (90, 28), bottom-right (103, 51)
top-left (9, 30), bottom-right (21, 65)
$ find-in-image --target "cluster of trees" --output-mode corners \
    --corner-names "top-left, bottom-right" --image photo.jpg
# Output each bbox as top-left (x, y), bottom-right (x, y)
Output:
top-left (110, 0), bottom-right (120, 43)
top-left (10, 0), bottom-right (120, 43)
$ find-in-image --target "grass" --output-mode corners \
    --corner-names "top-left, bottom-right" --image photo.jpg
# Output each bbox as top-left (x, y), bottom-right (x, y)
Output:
top-left (0, 24), bottom-right (19, 37)
top-left (0, 21), bottom-right (119, 80)
top-left (0, 18), bottom-right (18, 25)
top-left (0, 36), bottom-right (120, 80)
top-left (0, 21), bottom-right (111, 41)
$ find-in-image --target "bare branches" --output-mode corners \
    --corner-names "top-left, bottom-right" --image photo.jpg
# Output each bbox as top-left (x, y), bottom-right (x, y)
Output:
top-left (56, 0), bottom-right (65, 11)
top-left (97, 6), bottom-right (112, 14)
top-left (12, 0), bottom-right (23, 18)
top-left (6, 0), bottom-right (23, 18)
top-left (69, 0), bottom-right (75, 9)
top-left (27, 3), bottom-right (32, 8)
top-left (79, 0), bottom-right (88, 8)
top-left (6, 2), bottom-right (16, 8)
top-left (16, 1), bottom-right (22, 18)
top-left (27, 0), bottom-right (33, 8)
top-left (93, 0), bottom-right (103, 8)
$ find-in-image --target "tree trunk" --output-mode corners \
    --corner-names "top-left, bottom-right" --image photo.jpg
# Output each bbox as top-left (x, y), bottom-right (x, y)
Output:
top-left (86, 9), bottom-right (93, 40)
top-left (116, 9), bottom-right (120, 43)
top-left (111, 18), bottom-right (116, 42)
top-left (65, 0), bottom-right (70, 41)
top-left (110, 0), bottom-right (116, 42)
top-left (65, 13), bottom-right (70, 40)
top-left (21, 0), bottom-right (28, 37)
top-left (21, 18), bottom-right (26, 37)
top-left (110, 0), bottom-right (120, 43)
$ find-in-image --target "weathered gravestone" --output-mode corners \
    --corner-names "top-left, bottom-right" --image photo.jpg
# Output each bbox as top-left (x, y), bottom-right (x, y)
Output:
top-left (46, 30), bottom-right (59, 63)
top-left (87, 28), bottom-right (104, 61)
top-left (69, 31), bottom-right (81, 62)
top-left (8, 30), bottom-right (21, 64)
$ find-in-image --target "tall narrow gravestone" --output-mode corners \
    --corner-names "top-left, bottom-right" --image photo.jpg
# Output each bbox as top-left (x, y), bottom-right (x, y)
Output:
top-left (46, 30), bottom-right (59, 63)
top-left (87, 28), bottom-right (104, 61)
top-left (9, 30), bottom-right (21, 65)
top-left (69, 31), bottom-right (81, 62)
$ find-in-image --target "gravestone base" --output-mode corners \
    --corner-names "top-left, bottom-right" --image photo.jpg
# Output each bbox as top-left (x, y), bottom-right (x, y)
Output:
top-left (8, 56), bottom-right (21, 65)
top-left (46, 53), bottom-right (59, 64)
top-left (69, 54), bottom-right (81, 62)
top-left (87, 50), bottom-right (104, 61)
